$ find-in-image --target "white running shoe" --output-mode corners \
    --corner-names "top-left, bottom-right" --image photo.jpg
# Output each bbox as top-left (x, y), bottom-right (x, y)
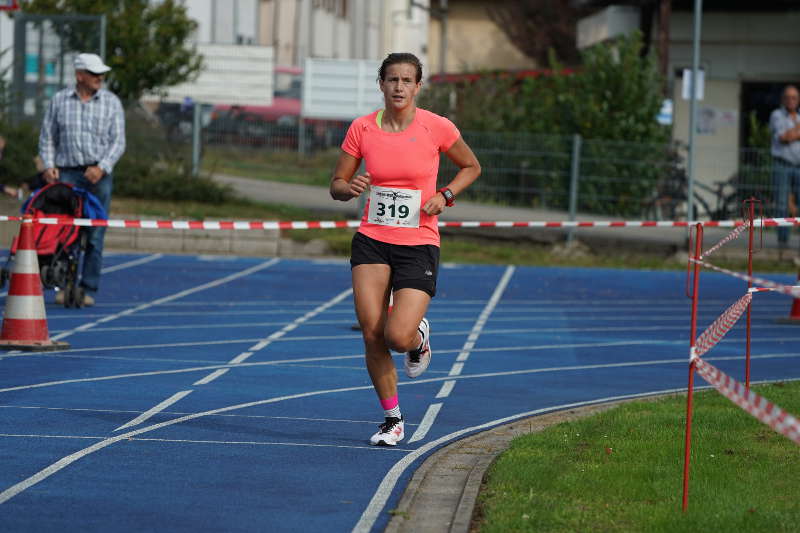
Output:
top-left (369, 416), bottom-right (404, 446)
top-left (404, 318), bottom-right (431, 378)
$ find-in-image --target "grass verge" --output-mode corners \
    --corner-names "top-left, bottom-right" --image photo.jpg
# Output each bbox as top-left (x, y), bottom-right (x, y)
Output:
top-left (476, 381), bottom-right (800, 532)
top-left (201, 147), bottom-right (337, 187)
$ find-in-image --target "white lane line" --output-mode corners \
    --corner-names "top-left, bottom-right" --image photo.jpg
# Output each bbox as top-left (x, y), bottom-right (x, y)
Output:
top-left (34, 322), bottom-right (684, 334)
top-left (18, 331), bottom-right (655, 355)
top-left (449, 363), bottom-right (464, 376)
top-left (228, 352), bottom-right (253, 365)
top-left (407, 403), bottom-right (442, 443)
top-left (0, 406), bottom-right (392, 426)
top-left (436, 380), bottom-right (456, 398)
top-left (0, 355), bottom-right (366, 392)
top-left (50, 258), bottom-right (281, 341)
top-left (0, 434), bottom-right (408, 452)
top-left (193, 369), bottom-right (229, 385)
top-left (0, 254), bottom-right (162, 299)
top-left (101, 254), bottom-right (163, 274)
top-left (7, 330), bottom-right (799, 361)
top-left (193, 288), bottom-right (353, 385)
top-left (0, 382), bottom-right (384, 504)
top-left (113, 390), bottom-right (193, 432)
top-left (416, 266), bottom-right (515, 443)
top-left (5, 351), bottom-right (800, 395)
top-left (450, 265), bottom-right (516, 375)
top-left (110, 287), bottom-right (353, 429)
top-left (2, 372), bottom-right (797, 507)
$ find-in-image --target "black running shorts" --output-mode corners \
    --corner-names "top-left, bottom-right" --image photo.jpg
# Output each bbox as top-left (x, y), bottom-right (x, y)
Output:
top-left (350, 232), bottom-right (440, 297)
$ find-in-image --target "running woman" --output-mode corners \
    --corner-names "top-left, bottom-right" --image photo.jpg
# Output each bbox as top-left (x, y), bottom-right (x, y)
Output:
top-left (330, 53), bottom-right (481, 446)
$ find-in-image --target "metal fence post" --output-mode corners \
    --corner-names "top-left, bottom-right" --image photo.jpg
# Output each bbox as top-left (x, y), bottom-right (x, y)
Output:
top-left (191, 102), bottom-right (202, 177)
top-left (298, 119), bottom-right (307, 155)
top-left (567, 133), bottom-right (582, 243)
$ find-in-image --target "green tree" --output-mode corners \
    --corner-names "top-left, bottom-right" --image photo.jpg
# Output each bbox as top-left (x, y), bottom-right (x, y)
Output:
top-left (19, 0), bottom-right (203, 104)
top-left (421, 32), bottom-right (670, 215)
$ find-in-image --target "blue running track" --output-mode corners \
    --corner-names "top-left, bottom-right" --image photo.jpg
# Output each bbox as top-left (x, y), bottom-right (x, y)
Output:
top-left (1, 253), bottom-right (799, 532)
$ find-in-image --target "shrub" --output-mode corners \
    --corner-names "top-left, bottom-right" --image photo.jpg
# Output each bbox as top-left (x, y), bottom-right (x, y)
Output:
top-left (420, 32), bottom-right (670, 216)
top-left (112, 107), bottom-right (233, 203)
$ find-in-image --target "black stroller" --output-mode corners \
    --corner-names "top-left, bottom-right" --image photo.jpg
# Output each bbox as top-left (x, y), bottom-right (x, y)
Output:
top-left (1, 182), bottom-right (105, 308)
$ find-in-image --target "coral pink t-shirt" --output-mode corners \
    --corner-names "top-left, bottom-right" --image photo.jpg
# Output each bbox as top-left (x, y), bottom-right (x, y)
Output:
top-left (341, 108), bottom-right (460, 247)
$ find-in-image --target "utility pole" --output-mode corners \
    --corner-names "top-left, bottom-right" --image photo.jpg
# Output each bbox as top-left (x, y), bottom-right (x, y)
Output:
top-left (687, 0), bottom-right (702, 222)
top-left (409, 0), bottom-right (448, 73)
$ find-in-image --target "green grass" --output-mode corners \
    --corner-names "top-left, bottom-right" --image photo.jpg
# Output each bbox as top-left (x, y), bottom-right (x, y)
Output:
top-left (112, 196), bottom-right (317, 221)
top-left (476, 382), bottom-right (800, 532)
top-left (201, 146), bottom-right (338, 186)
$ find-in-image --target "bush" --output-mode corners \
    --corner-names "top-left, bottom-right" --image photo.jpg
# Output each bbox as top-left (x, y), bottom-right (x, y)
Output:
top-left (0, 106), bottom-right (232, 204)
top-left (0, 120), bottom-right (42, 186)
top-left (420, 32), bottom-right (671, 216)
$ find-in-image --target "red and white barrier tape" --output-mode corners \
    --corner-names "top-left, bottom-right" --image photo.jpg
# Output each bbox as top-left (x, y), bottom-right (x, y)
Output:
top-left (32, 218), bottom-right (362, 230)
top-left (749, 286), bottom-right (800, 293)
top-left (1, 216), bottom-right (799, 230)
top-left (699, 223), bottom-right (748, 260)
top-left (693, 293), bottom-right (752, 358)
top-left (690, 258), bottom-right (800, 298)
top-left (694, 358), bottom-right (800, 445)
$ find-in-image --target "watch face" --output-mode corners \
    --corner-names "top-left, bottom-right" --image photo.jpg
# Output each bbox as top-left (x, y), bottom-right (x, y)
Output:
top-left (440, 188), bottom-right (454, 205)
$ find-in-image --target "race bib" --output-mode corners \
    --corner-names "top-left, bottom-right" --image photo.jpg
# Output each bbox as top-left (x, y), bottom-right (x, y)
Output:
top-left (367, 186), bottom-right (421, 228)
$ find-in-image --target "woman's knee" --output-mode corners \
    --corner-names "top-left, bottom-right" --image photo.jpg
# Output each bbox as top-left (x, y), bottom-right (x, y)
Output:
top-left (361, 325), bottom-right (387, 351)
top-left (384, 325), bottom-right (416, 353)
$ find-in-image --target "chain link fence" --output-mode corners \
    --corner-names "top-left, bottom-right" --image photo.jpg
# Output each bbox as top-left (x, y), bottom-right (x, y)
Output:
top-left (148, 103), bottom-right (781, 221)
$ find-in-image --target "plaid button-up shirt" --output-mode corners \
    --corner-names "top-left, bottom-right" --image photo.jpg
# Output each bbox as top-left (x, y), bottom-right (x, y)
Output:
top-left (770, 107), bottom-right (800, 166)
top-left (38, 87), bottom-right (126, 175)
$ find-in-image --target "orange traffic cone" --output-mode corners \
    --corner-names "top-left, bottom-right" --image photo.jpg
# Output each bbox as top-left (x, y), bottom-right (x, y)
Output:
top-left (778, 267), bottom-right (800, 324)
top-left (0, 216), bottom-right (69, 351)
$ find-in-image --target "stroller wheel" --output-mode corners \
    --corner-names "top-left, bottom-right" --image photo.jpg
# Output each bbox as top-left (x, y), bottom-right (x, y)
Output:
top-left (40, 265), bottom-right (53, 288)
top-left (62, 284), bottom-right (73, 308)
top-left (73, 286), bottom-right (85, 309)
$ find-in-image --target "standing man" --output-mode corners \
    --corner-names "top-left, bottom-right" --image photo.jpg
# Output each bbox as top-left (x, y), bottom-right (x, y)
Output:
top-left (39, 52), bottom-right (126, 306)
top-left (770, 85), bottom-right (800, 254)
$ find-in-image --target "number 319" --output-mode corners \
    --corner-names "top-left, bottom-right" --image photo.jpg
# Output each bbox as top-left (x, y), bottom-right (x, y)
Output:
top-left (376, 202), bottom-right (409, 218)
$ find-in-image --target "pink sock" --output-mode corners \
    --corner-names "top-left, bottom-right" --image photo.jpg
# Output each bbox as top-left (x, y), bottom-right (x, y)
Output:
top-left (380, 395), bottom-right (401, 419)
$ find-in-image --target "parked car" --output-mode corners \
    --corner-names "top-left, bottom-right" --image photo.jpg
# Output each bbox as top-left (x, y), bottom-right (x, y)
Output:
top-left (155, 99), bottom-right (214, 143)
top-left (205, 66), bottom-right (349, 151)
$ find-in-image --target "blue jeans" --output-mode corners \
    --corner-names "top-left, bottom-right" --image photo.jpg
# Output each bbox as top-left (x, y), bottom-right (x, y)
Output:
top-left (57, 169), bottom-right (113, 293)
top-left (771, 159), bottom-right (800, 246)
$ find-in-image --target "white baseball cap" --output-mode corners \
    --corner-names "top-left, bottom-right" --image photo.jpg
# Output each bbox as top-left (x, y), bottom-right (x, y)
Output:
top-left (74, 53), bottom-right (111, 74)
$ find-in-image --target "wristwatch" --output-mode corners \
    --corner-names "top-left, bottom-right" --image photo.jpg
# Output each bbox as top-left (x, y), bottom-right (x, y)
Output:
top-left (438, 187), bottom-right (455, 207)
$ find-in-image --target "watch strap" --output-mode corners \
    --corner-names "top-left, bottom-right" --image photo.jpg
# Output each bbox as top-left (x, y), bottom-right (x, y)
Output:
top-left (438, 187), bottom-right (455, 207)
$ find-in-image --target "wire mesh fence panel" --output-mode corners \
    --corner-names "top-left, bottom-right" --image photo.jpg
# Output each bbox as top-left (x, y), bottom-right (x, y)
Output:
top-left (579, 138), bottom-right (676, 218)
top-left (439, 131), bottom-right (574, 209)
top-left (139, 108), bottom-right (783, 222)
top-left (196, 114), bottom-right (348, 187)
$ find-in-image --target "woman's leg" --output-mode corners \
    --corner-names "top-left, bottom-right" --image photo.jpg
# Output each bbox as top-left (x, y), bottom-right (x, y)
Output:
top-left (384, 288), bottom-right (431, 353)
top-left (352, 264), bottom-right (394, 400)
top-left (353, 263), bottom-right (408, 445)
